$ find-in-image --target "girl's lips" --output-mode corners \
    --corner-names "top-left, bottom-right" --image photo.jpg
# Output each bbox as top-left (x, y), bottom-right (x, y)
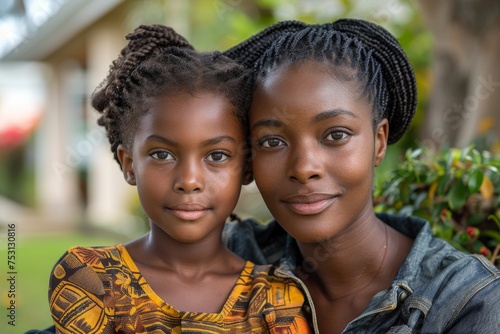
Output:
top-left (282, 194), bottom-right (336, 215)
top-left (167, 203), bottom-right (210, 221)
top-left (168, 209), bottom-right (209, 221)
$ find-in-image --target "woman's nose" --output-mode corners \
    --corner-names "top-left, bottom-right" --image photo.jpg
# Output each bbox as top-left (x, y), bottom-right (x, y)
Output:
top-left (287, 142), bottom-right (323, 183)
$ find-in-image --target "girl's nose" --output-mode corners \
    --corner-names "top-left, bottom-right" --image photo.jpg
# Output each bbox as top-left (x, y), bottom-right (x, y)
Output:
top-left (174, 159), bottom-right (204, 193)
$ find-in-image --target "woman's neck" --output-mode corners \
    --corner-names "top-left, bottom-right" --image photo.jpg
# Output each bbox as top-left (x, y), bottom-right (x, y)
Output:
top-left (295, 215), bottom-right (395, 301)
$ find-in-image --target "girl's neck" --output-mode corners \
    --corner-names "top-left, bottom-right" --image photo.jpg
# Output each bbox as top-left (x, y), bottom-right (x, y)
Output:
top-left (127, 224), bottom-right (243, 278)
top-left (125, 225), bottom-right (246, 314)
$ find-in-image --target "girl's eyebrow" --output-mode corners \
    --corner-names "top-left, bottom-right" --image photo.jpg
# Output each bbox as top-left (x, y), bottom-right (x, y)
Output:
top-left (201, 135), bottom-right (237, 146)
top-left (145, 134), bottom-right (236, 147)
top-left (146, 134), bottom-right (177, 146)
top-left (314, 109), bottom-right (358, 122)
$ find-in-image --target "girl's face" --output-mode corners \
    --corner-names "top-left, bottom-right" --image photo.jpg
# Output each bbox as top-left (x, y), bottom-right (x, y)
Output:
top-left (118, 91), bottom-right (250, 244)
top-left (250, 61), bottom-right (388, 244)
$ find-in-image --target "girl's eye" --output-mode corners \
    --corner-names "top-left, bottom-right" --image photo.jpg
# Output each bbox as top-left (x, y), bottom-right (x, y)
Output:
top-left (206, 152), bottom-right (229, 162)
top-left (325, 131), bottom-right (348, 142)
top-left (260, 138), bottom-right (285, 148)
top-left (150, 151), bottom-right (174, 160)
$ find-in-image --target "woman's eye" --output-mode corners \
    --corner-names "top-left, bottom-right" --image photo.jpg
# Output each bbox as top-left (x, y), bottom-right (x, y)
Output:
top-left (325, 131), bottom-right (348, 141)
top-left (150, 151), bottom-right (174, 160)
top-left (260, 138), bottom-right (284, 148)
top-left (207, 152), bottom-right (229, 162)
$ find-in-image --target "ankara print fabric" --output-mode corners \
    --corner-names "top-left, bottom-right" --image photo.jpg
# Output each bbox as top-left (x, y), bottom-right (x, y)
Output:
top-left (48, 245), bottom-right (312, 333)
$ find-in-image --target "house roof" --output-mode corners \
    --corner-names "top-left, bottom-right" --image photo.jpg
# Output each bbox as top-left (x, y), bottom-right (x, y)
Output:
top-left (1, 0), bottom-right (122, 61)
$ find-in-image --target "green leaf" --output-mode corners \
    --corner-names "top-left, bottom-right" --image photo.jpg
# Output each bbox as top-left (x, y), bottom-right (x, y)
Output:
top-left (436, 172), bottom-right (453, 194)
top-left (448, 181), bottom-right (468, 210)
top-left (453, 232), bottom-right (470, 245)
top-left (460, 145), bottom-right (474, 160)
top-left (447, 148), bottom-right (461, 169)
top-left (467, 169), bottom-right (484, 193)
top-left (487, 165), bottom-right (499, 173)
top-left (407, 147), bottom-right (422, 160)
top-left (470, 149), bottom-right (482, 165)
top-left (481, 230), bottom-right (500, 243)
top-left (488, 214), bottom-right (500, 230)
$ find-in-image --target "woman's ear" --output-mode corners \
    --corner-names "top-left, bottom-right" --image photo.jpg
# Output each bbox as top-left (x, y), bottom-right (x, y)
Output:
top-left (117, 144), bottom-right (136, 185)
top-left (374, 119), bottom-right (389, 167)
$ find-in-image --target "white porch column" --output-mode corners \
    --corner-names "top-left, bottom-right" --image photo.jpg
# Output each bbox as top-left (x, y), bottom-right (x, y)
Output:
top-left (36, 62), bottom-right (82, 226)
top-left (85, 23), bottom-right (138, 235)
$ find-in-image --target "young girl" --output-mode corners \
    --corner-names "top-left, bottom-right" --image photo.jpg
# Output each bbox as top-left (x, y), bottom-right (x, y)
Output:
top-left (223, 19), bottom-right (500, 333)
top-left (48, 24), bottom-right (312, 333)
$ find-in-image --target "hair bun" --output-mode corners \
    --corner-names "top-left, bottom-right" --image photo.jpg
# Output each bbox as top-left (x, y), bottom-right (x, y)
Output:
top-left (125, 24), bottom-right (194, 54)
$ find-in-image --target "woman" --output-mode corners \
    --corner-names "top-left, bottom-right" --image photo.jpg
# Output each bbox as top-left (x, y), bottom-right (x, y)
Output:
top-left (223, 18), bottom-right (500, 333)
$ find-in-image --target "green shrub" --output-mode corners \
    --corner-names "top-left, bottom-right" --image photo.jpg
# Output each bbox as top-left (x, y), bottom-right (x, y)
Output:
top-left (374, 146), bottom-right (500, 267)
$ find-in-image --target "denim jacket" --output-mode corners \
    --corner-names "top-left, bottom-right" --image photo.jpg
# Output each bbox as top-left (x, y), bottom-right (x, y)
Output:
top-left (223, 213), bottom-right (500, 333)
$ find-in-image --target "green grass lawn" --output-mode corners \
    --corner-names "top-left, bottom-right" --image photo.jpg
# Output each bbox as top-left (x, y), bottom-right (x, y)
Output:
top-left (0, 230), bottom-right (128, 334)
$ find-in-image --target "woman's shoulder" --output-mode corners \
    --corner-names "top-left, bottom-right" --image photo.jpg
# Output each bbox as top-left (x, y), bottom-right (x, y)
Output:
top-left (418, 254), bottom-right (500, 331)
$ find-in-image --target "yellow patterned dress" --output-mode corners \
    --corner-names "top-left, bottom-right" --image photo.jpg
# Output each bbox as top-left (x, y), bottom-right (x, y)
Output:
top-left (49, 245), bottom-right (312, 333)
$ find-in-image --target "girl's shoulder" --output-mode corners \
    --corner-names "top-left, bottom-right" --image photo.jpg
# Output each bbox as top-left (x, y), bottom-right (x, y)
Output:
top-left (249, 263), bottom-right (306, 303)
top-left (61, 244), bottom-right (124, 266)
top-left (240, 263), bottom-right (311, 331)
top-left (49, 244), bottom-right (126, 296)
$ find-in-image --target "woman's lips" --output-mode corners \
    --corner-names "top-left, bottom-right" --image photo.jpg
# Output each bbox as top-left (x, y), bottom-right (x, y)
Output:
top-left (167, 203), bottom-right (210, 221)
top-left (282, 194), bottom-right (336, 215)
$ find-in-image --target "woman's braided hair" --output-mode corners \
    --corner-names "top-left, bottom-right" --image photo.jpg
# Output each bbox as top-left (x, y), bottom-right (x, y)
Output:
top-left (91, 24), bottom-right (252, 165)
top-left (223, 18), bottom-right (417, 144)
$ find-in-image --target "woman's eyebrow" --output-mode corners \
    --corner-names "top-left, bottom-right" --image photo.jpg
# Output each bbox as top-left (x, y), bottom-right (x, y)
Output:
top-left (250, 119), bottom-right (284, 131)
top-left (314, 109), bottom-right (358, 122)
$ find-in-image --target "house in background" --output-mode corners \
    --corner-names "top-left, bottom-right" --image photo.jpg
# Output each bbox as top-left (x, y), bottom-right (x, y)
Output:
top-left (0, 0), bottom-right (203, 235)
top-left (0, 0), bottom-right (272, 235)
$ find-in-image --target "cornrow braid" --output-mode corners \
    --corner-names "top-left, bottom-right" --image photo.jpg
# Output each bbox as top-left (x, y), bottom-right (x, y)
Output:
top-left (223, 20), bottom-right (307, 68)
top-left (224, 18), bottom-right (417, 144)
top-left (330, 19), bottom-right (417, 144)
top-left (91, 24), bottom-right (252, 165)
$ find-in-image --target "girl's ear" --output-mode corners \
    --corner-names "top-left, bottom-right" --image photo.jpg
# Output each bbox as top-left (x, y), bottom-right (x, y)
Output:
top-left (242, 163), bottom-right (253, 185)
top-left (374, 119), bottom-right (389, 167)
top-left (117, 144), bottom-right (136, 185)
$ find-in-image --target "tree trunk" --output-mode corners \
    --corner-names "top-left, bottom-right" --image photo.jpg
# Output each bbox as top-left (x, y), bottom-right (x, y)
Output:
top-left (417, 0), bottom-right (500, 150)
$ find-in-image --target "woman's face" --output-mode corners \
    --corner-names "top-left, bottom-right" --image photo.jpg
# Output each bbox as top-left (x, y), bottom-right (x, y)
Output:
top-left (249, 61), bottom-right (388, 244)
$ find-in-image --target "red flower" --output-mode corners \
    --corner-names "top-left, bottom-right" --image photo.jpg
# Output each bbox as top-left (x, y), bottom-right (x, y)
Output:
top-left (479, 246), bottom-right (491, 258)
top-left (466, 227), bottom-right (478, 237)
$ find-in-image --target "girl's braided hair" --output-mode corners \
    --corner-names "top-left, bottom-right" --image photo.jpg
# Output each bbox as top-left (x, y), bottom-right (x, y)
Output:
top-left (223, 18), bottom-right (417, 144)
top-left (91, 24), bottom-right (252, 165)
